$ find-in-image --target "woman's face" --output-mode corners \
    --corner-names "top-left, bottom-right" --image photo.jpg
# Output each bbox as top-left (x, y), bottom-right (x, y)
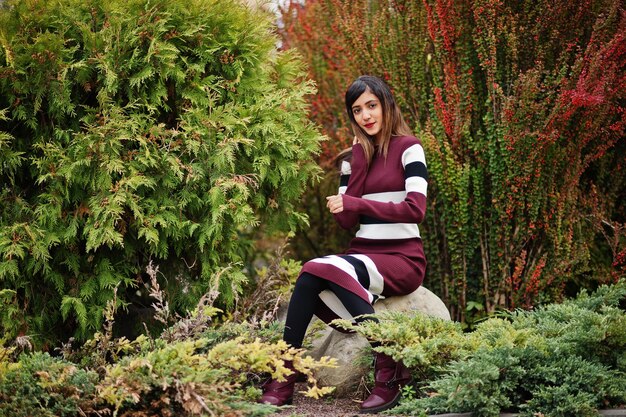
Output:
top-left (351, 89), bottom-right (383, 140)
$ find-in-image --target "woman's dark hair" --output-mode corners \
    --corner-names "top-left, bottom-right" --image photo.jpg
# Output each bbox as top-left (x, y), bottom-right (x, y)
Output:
top-left (343, 75), bottom-right (412, 164)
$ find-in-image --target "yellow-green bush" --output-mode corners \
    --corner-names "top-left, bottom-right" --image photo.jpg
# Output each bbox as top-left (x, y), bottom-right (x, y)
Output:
top-left (0, 352), bottom-right (99, 417)
top-left (352, 280), bottom-right (626, 416)
top-left (0, 314), bottom-right (336, 417)
top-left (99, 337), bottom-right (334, 416)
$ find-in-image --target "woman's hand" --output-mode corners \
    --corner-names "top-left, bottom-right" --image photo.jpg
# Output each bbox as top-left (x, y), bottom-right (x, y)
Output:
top-left (326, 194), bottom-right (344, 214)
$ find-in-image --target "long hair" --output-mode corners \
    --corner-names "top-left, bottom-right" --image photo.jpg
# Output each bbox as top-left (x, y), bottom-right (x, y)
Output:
top-left (342, 75), bottom-right (412, 165)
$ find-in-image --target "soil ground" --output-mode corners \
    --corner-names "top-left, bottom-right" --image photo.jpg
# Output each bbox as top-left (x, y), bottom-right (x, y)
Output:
top-left (271, 383), bottom-right (409, 417)
top-left (269, 386), bottom-right (626, 417)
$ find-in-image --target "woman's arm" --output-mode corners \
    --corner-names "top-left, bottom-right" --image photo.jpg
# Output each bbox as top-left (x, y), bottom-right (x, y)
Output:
top-left (342, 191), bottom-right (427, 224)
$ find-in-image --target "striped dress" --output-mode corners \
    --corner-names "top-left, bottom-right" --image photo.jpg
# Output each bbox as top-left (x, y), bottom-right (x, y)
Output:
top-left (300, 135), bottom-right (428, 324)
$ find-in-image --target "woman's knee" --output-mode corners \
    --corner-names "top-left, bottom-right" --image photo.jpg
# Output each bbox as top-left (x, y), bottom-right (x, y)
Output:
top-left (294, 272), bottom-right (327, 294)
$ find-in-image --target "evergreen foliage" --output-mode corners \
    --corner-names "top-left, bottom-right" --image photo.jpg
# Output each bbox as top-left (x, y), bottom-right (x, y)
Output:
top-left (97, 337), bottom-right (334, 417)
top-left (0, 0), bottom-right (323, 345)
top-left (0, 281), bottom-right (623, 416)
top-left (0, 289), bottom-right (336, 417)
top-left (0, 352), bottom-right (99, 417)
top-left (341, 280), bottom-right (626, 416)
top-left (334, 311), bottom-right (467, 383)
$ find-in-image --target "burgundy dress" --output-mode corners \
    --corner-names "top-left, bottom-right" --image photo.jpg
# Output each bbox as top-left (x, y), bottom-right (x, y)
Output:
top-left (300, 135), bottom-right (428, 323)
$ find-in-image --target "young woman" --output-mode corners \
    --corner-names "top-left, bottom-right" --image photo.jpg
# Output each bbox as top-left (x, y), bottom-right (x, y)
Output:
top-left (260, 75), bottom-right (428, 413)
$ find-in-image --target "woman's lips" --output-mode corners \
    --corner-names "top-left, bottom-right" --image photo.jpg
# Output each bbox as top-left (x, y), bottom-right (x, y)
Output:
top-left (364, 122), bottom-right (375, 129)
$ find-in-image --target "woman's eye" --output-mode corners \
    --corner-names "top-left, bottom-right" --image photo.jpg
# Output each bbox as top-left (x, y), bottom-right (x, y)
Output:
top-left (353, 108), bottom-right (361, 115)
top-left (369, 103), bottom-right (377, 109)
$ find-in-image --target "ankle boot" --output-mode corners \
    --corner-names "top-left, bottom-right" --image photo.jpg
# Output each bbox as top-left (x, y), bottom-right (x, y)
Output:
top-left (360, 352), bottom-right (412, 413)
top-left (259, 360), bottom-right (300, 406)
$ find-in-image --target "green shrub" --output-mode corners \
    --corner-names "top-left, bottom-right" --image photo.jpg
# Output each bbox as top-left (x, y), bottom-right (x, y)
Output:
top-left (90, 309), bottom-right (336, 417)
top-left (404, 345), bottom-right (625, 417)
top-left (512, 279), bottom-right (626, 371)
top-left (387, 280), bottom-right (626, 416)
top-left (0, 335), bottom-right (335, 417)
top-left (0, 352), bottom-right (98, 417)
top-left (519, 356), bottom-right (625, 417)
top-left (0, 302), bottom-right (335, 417)
top-left (0, 0), bottom-right (323, 345)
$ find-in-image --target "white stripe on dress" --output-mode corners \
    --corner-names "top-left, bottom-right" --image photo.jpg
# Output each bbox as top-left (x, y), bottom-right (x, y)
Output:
top-left (405, 176), bottom-right (428, 196)
top-left (362, 190), bottom-right (406, 203)
top-left (349, 254), bottom-right (385, 295)
top-left (338, 161), bottom-right (351, 195)
top-left (356, 223), bottom-right (421, 240)
top-left (315, 252), bottom-right (386, 321)
top-left (341, 160), bottom-right (352, 175)
top-left (402, 143), bottom-right (427, 167)
top-left (309, 255), bottom-right (374, 302)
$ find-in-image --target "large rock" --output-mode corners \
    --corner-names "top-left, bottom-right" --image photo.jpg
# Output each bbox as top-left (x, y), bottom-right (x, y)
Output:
top-left (305, 286), bottom-right (450, 395)
top-left (373, 286), bottom-right (451, 320)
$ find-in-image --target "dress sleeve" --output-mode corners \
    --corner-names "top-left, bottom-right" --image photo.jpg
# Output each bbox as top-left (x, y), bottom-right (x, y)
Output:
top-left (341, 142), bottom-right (428, 224)
top-left (333, 143), bottom-right (368, 230)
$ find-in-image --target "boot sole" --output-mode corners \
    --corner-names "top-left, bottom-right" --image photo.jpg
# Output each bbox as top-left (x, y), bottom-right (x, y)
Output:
top-left (259, 396), bottom-right (293, 406)
top-left (359, 391), bottom-right (402, 414)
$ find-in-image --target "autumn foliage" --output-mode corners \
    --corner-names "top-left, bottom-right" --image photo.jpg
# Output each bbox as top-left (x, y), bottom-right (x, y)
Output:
top-left (280, 0), bottom-right (626, 320)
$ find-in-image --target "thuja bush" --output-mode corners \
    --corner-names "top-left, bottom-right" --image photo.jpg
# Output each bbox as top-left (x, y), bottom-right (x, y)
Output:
top-left (0, 0), bottom-right (323, 345)
top-left (280, 0), bottom-right (626, 320)
top-left (359, 280), bottom-right (626, 417)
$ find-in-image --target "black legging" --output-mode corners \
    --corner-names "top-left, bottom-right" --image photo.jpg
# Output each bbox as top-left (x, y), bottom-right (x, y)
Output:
top-left (283, 272), bottom-right (379, 348)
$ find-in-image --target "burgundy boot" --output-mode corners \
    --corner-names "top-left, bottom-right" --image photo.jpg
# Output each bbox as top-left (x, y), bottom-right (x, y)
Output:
top-left (259, 360), bottom-right (300, 406)
top-left (360, 352), bottom-right (412, 413)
